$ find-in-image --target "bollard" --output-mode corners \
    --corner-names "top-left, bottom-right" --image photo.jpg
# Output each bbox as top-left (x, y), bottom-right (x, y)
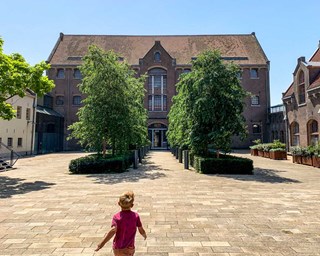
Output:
top-left (175, 148), bottom-right (179, 159)
top-left (183, 150), bottom-right (189, 169)
top-left (138, 148), bottom-right (142, 163)
top-left (178, 148), bottom-right (183, 163)
top-left (133, 150), bottom-right (138, 169)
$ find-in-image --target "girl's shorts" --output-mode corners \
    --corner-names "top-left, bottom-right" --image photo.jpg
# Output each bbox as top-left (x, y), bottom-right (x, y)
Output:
top-left (113, 247), bottom-right (135, 256)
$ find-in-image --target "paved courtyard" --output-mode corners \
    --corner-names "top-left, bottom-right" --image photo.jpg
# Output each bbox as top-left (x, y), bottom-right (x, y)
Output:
top-left (0, 151), bottom-right (320, 256)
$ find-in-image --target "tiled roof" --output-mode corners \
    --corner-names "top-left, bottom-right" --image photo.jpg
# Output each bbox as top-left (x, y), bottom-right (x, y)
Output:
top-left (283, 83), bottom-right (294, 98)
top-left (47, 33), bottom-right (269, 66)
top-left (309, 74), bottom-right (320, 90)
top-left (309, 48), bottom-right (320, 62)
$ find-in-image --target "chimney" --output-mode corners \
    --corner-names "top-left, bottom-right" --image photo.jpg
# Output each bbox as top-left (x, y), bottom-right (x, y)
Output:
top-left (298, 56), bottom-right (305, 63)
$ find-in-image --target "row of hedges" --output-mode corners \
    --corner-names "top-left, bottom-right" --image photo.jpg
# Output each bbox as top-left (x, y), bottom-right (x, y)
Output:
top-left (69, 152), bottom-right (134, 174)
top-left (191, 153), bottom-right (253, 175)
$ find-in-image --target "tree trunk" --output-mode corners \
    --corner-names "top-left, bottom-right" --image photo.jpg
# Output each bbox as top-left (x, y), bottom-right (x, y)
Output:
top-left (102, 139), bottom-right (107, 157)
top-left (112, 138), bottom-right (116, 156)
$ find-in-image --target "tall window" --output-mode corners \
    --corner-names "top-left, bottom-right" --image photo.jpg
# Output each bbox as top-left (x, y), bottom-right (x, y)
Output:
top-left (250, 68), bottom-right (259, 79)
top-left (251, 95), bottom-right (260, 106)
top-left (17, 138), bottom-right (23, 147)
top-left (56, 96), bottom-right (64, 105)
top-left (72, 96), bottom-right (81, 105)
top-left (252, 124), bottom-right (261, 134)
top-left (308, 119), bottom-right (318, 145)
top-left (7, 138), bottom-right (13, 147)
top-left (291, 122), bottom-right (300, 146)
top-left (73, 69), bottom-right (82, 79)
top-left (148, 68), bottom-right (167, 111)
top-left (154, 52), bottom-right (161, 62)
top-left (56, 68), bottom-right (65, 79)
top-left (16, 106), bottom-right (22, 119)
top-left (298, 70), bottom-right (305, 104)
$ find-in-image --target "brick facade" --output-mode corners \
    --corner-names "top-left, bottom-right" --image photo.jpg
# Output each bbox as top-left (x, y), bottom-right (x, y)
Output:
top-left (283, 44), bottom-right (320, 147)
top-left (47, 33), bottom-right (270, 150)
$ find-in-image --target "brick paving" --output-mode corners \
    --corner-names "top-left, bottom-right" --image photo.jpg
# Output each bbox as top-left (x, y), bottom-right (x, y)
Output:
top-left (0, 151), bottom-right (320, 255)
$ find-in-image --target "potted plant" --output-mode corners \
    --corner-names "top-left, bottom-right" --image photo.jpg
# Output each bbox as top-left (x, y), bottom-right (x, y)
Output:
top-left (257, 143), bottom-right (264, 157)
top-left (249, 139), bottom-right (261, 156)
top-left (290, 146), bottom-right (303, 164)
top-left (312, 143), bottom-right (320, 168)
top-left (262, 143), bottom-right (272, 158)
top-left (269, 140), bottom-right (287, 160)
top-left (301, 146), bottom-right (313, 166)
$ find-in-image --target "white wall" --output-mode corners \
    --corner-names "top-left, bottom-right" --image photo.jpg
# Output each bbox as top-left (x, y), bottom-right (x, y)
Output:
top-left (0, 93), bottom-right (36, 156)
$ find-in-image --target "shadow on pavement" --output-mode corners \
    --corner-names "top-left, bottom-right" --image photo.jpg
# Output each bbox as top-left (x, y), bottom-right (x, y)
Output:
top-left (217, 167), bottom-right (301, 183)
top-left (86, 158), bottom-right (167, 184)
top-left (0, 176), bottom-right (55, 198)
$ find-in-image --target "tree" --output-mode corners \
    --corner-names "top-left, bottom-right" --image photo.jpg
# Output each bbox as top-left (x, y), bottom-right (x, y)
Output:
top-left (168, 50), bottom-right (248, 156)
top-left (0, 37), bottom-right (54, 120)
top-left (68, 45), bottom-right (148, 156)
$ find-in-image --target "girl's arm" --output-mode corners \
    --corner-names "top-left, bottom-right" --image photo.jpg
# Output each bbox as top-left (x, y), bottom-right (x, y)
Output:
top-left (138, 226), bottom-right (147, 240)
top-left (95, 226), bottom-right (117, 251)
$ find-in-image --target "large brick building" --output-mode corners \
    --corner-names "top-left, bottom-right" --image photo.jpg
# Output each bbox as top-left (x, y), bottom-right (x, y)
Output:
top-left (282, 43), bottom-right (320, 147)
top-left (46, 32), bottom-right (270, 150)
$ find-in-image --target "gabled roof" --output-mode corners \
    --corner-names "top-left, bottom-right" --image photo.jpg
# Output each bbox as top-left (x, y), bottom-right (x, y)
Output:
top-left (47, 33), bottom-right (269, 66)
top-left (309, 74), bottom-right (320, 90)
top-left (309, 46), bottom-right (320, 62)
top-left (283, 82), bottom-right (294, 99)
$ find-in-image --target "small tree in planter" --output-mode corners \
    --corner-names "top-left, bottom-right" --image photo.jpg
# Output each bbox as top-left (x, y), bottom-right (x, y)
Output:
top-left (269, 140), bottom-right (287, 160)
top-left (249, 139), bottom-right (261, 156)
top-left (312, 144), bottom-right (320, 168)
top-left (301, 146), bottom-right (313, 166)
top-left (290, 146), bottom-right (303, 164)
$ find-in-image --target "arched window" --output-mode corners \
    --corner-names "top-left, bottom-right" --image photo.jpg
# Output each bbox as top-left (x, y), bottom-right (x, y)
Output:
top-left (298, 70), bottom-right (305, 104)
top-left (148, 68), bottom-right (167, 112)
top-left (154, 52), bottom-right (161, 62)
top-left (73, 69), bottom-right (82, 79)
top-left (308, 119), bottom-right (318, 145)
top-left (291, 122), bottom-right (300, 146)
top-left (252, 124), bottom-right (261, 134)
top-left (56, 69), bottom-right (65, 79)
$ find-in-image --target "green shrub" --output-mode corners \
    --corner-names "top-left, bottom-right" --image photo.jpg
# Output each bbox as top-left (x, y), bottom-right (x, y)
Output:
top-left (269, 147), bottom-right (286, 152)
top-left (193, 154), bottom-right (253, 175)
top-left (69, 152), bottom-right (134, 174)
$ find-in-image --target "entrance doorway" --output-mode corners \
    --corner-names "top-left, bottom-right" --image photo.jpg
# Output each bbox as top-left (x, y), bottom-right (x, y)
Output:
top-left (148, 123), bottom-right (168, 149)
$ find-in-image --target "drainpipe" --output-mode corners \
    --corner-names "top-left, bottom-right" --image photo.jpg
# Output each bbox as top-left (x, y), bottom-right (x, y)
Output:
top-left (30, 95), bottom-right (37, 155)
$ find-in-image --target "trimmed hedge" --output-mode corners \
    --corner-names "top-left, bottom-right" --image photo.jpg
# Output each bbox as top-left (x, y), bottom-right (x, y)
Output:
top-left (69, 153), bottom-right (134, 174)
top-left (193, 154), bottom-right (253, 175)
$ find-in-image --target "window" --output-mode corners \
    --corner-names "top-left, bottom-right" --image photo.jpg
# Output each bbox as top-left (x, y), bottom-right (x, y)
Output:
top-left (183, 69), bottom-right (191, 73)
top-left (56, 69), bottom-right (65, 79)
top-left (308, 120), bottom-right (318, 145)
top-left (44, 95), bottom-right (53, 109)
top-left (291, 122), bottom-right (300, 146)
top-left (298, 71), bottom-right (306, 104)
top-left (56, 96), bottom-right (64, 105)
top-left (26, 108), bottom-right (31, 120)
top-left (251, 95), bottom-right (260, 105)
top-left (154, 52), bottom-right (161, 62)
top-left (16, 106), bottom-right (22, 119)
top-left (17, 138), bottom-right (22, 147)
top-left (72, 96), bottom-right (81, 105)
top-left (250, 68), bottom-right (259, 79)
top-left (73, 69), bottom-right (82, 79)
top-left (252, 124), bottom-right (261, 134)
top-left (148, 95), bottom-right (167, 111)
top-left (7, 138), bottom-right (13, 147)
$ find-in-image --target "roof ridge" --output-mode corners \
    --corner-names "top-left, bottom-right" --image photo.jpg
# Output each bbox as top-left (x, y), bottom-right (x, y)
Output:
top-left (61, 33), bottom-right (255, 37)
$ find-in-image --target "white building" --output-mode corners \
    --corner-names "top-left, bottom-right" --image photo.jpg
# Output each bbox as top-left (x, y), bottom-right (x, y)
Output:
top-left (0, 90), bottom-right (37, 156)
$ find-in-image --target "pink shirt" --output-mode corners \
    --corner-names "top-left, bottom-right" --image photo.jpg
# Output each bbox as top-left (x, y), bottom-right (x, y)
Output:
top-left (111, 210), bottom-right (142, 249)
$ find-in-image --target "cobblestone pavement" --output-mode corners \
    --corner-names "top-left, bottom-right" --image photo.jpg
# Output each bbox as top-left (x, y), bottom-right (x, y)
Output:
top-left (1, 151), bottom-right (320, 256)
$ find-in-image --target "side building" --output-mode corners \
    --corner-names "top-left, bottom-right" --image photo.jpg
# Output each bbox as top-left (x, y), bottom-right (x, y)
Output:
top-left (46, 32), bottom-right (270, 150)
top-left (282, 42), bottom-right (320, 147)
top-left (269, 104), bottom-right (286, 144)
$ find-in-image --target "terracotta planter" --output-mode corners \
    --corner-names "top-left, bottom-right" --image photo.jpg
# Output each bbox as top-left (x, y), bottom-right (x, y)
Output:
top-left (258, 150), bottom-right (264, 157)
top-left (263, 151), bottom-right (270, 158)
top-left (301, 155), bottom-right (313, 166)
top-left (250, 149), bottom-right (258, 156)
top-left (293, 155), bottom-right (302, 164)
top-left (270, 151), bottom-right (287, 160)
top-left (312, 156), bottom-right (320, 168)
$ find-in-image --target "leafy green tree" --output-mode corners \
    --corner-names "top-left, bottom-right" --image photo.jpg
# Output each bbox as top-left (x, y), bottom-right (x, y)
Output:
top-left (68, 45), bottom-right (148, 156)
top-left (0, 37), bottom-right (54, 120)
top-left (168, 50), bottom-right (248, 156)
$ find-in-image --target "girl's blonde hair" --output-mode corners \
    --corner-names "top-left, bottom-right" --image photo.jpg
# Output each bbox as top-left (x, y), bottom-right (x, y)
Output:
top-left (119, 191), bottom-right (134, 210)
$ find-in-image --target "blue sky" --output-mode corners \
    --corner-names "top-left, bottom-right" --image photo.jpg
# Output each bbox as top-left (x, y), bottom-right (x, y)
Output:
top-left (1, 0), bottom-right (319, 105)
